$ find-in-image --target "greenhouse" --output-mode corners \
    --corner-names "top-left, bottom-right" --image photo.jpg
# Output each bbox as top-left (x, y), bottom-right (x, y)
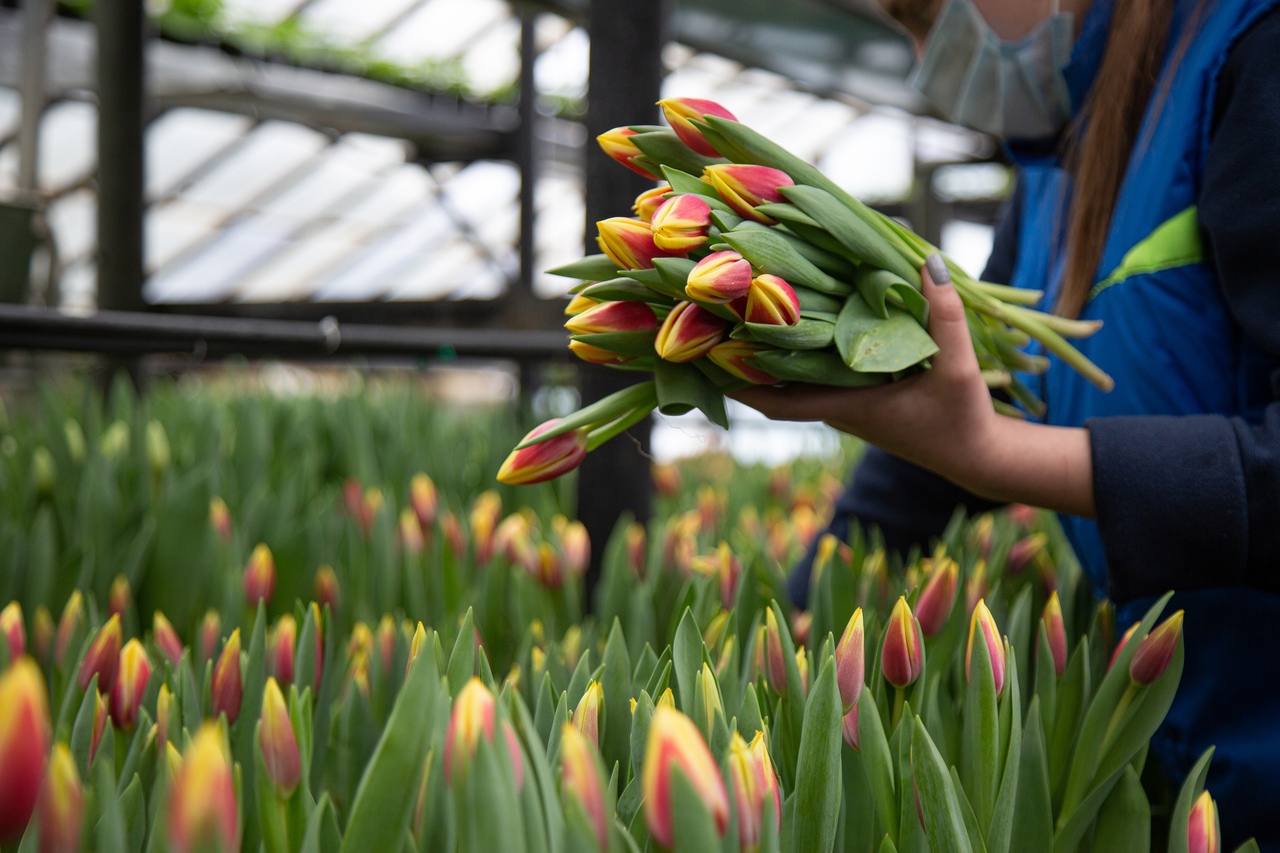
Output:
top-left (0, 0), bottom-right (1273, 851)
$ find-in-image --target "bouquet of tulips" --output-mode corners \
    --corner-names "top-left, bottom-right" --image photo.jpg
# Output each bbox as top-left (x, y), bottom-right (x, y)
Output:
top-left (498, 98), bottom-right (1115, 485)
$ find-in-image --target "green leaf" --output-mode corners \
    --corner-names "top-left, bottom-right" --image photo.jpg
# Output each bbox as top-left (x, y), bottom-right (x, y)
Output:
top-left (654, 361), bottom-right (729, 429)
top-left (629, 128), bottom-right (727, 177)
top-left (448, 609), bottom-right (477, 695)
top-left (659, 166), bottom-right (732, 209)
top-left (672, 609), bottom-right (704, 714)
top-left (583, 278), bottom-right (676, 304)
top-left (961, 625), bottom-right (1000, 835)
top-left (301, 794), bottom-right (343, 853)
top-left (791, 657), bottom-right (843, 853)
top-left (1010, 697), bottom-right (1054, 853)
top-left (571, 331), bottom-right (658, 358)
top-left (338, 642), bottom-right (439, 853)
top-left (669, 766), bottom-right (723, 853)
top-left (601, 619), bottom-right (634, 779)
top-left (911, 717), bottom-right (973, 853)
top-left (719, 229), bottom-right (846, 296)
top-left (858, 687), bottom-right (899, 843)
top-left (1090, 766), bottom-right (1150, 853)
top-left (548, 255), bottom-right (625, 282)
top-left (779, 185), bottom-right (920, 284)
top-left (516, 382), bottom-right (658, 448)
top-left (747, 350), bottom-right (891, 388)
top-left (740, 318), bottom-right (835, 351)
top-left (1166, 747), bottom-right (1214, 853)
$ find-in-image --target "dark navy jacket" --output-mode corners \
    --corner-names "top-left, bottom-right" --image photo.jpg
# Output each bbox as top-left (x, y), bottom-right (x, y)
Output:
top-left (792, 2), bottom-right (1280, 848)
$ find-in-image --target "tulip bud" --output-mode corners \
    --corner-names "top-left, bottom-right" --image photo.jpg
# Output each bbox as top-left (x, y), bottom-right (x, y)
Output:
top-left (691, 542), bottom-right (741, 610)
top-left (0, 659), bottom-right (50, 840)
top-left (38, 743), bottom-right (82, 853)
top-left (564, 300), bottom-right (658, 336)
top-left (763, 608), bottom-right (788, 695)
top-left (259, 678), bottom-right (301, 796)
top-left (1188, 790), bottom-right (1220, 853)
top-left (626, 522), bottom-right (646, 578)
top-left (532, 542), bottom-right (565, 588)
top-left (1007, 533), bottom-right (1048, 576)
top-left (442, 512), bottom-right (466, 558)
top-left (573, 681), bottom-right (604, 749)
top-left (32, 607), bottom-right (52, 664)
top-left (164, 741), bottom-right (183, 781)
top-left (642, 707), bottom-right (731, 848)
top-left (1129, 610), bottom-right (1184, 685)
top-left (685, 252), bottom-right (752, 305)
top-left (32, 446), bottom-right (56, 496)
top-left (651, 194), bottom-right (712, 252)
top-left (703, 611), bottom-right (731, 652)
top-left (882, 597), bottom-right (924, 688)
top-left (400, 507), bottom-right (425, 555)
top-left (444, 675), bottom-right (496, 779)
top-left (154, 611), bottom-right (184, 668)
top-left (169, 724), bottom-right (238, 853)
top-left (88, 693), bottom-right (108, 767)
top-left (968, 514), bottom-right (994, 556)
top-left (314, 566), bottom-right (340, 615)
top-left (699, 662), bottom-right (725, 732)
top-left (243, 543), bottom-right (276, 606)
top-left (966, 600), bottom-right (1006, 694)
top-left (410, 472), bottom-right (439, 530)
top-left (498, 420), bottom-right (589, 486)
top-left (560, 723), bottom-right (610, 852)
top-left (652, 463), bottom-right (682, 497)
top-left (706, 340), bottom-right (779, 385)
top-left (915, 558), bottom-right (958, 637)
top-left (209, 496), bottom-right (232, 542)
top-left (78, 614), bottom-right (122, 693)
top-left (632, 183), bottom-right (672, 222)
top-left (157, 684), bottom-right (173, 748)
top-left (406, 622), bottom-right (428, 676)
top-left (200, 610), bottom-right (222, 665)
top-left (63, 418), bottom-right (86, 464)
top-left (561, 520), bottom-right (591, 579)
top-left (110, 639), bottom-right (152, 731)
top-left (965, 559), bottom-right (988, 615)
top-left (1041, 592), bottom-right (1068, 678)
top-left (1109, 622), bottom-right (1140, 671)
top-left (211, 629), bottom-right (243, 724)
top-left (565, 294), bottom-right (600, 317)
top-left (835, 608), bottom-right (865, 711)
top-left (0, 602), bottom-right (25, 660)
top-left (791, 611), bottom-right (812, 649)
top-left (596, 217), bottom-right (679, 270)
top-left (309, 602), bottom-right (325, 690)
top-left (702, 164), bottom-right (794, 224)
top-left (657, 97), bottom-right (738, 157)
top-left (108, 575), bottom-right (131, 619)
top-left (655, 301), bottom-right (727, 362)
top-left (727, 730), bottom-right (782, 850)
top-left (597, 127), bottom-right (662, 180)
top-left (743, 275), bottom-right (801, 326)
top-left (376, 615), bottom-right (396, 675)
top-left (657, 687), bottom-right (675, 710)
top-left (271, 614), bottom-right (297, 686)
top-left (569, 339), bottom-right (635, 365)
top-left (795, 650), bottom-right (809, 696)
top-left (841, 704), bottom-right (860, 751)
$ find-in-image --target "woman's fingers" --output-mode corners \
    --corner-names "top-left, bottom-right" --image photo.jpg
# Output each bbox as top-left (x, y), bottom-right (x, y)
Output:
top-left (922, 253), bottom-right (980, 379)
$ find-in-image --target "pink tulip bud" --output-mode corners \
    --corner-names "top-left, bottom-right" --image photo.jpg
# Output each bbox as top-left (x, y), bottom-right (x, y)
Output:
top-left (642, 707), bottom-right (731, 848)
top-left (55, 592), bottom-right (84, 668)
top-left (632, 183), bottom-right (672, 222)
top-left (243, 543), bottom-right (275, 606)
top-left (965, 560), bottom-right (988, 615)
top-left (652, 463), bottom-right (682, 497)
top-left (795, 650), bottom-right (809, 696)
top-left (1188, 790), bottom-right (1220, 853)
top-left (686, 250), bottom-right (753, 304)
top-left (314, 566), bottom-right (340, 615)
top-left (1007, 533), bottom-right (1048, 576)
top-left (836, 608), bottom-right (865, 711)
top-left (78, 615), bottom-right (122, 693)
top-left (209, 496), bottom-right (233, 543)
top-left (743, 275), bottom-right (801, 326)
top-left (376, 615), bottom-right (397, 675)
top-left (655, 301), bottom-right (727, 362)
top-left (441, 512), bottom-right (466, 559)
top-left (409, 472), bottom-right (438, 530)
top-left (651, 194), bottom-right (712, 253)
top-left (842, 704), bottom-right (860, 752)
top-left (211, 629), bottom-right (243, 725)
top-left (702, 164), bottom-right (794, 224)
top-left (0, 602), bottom-right (25, 660)
top-left (564, 300), bottom-right (658, 336)
top-left (564, 294), bottom-right (600, 317)
top-left (597, 127), bottom-right (662, 180)
top-left (706, 340), bottom-right (779, 385)
top-left (596, 217), bottom-right (680, 270)
top-left (153, 611), bottom-right (184, 668)
top-left (445, 678), bottom-right (497, 783)
top-left (532, 542), bottom-right (564, 588)
top-left (966, 600), bottom-right (1006, 694)
top-left (168, 724), bottom-right (238, 853)
top-left (573, 681), bottom-right (604, 749)
top-left (625, 522), bottom-right (647, 578)
top-left (691, 542), bottom-right (741, 610)
top-left (108, 575), bottom-right (131, 620)
top-left (561, 520), bottom-right (591, 579)
top-left (498, 420), bottom-right (589, 486)
top-left (199, 610), bottom-right (222, 666)
top-left (398, 507), bottom-right (424, 555)
top-left (882, 597), bottom-right (924, 688)
top-left (1129, 610), bottom-right (1184, 685)
top-left (88, 693), bottom-right (108, 768)
top-left (259, 678), bottom-right (301, 796)
top-left (915, 559), bottom-right (958, 637)
top-left (727, 730), bottom-right (782, 850)
top-left (763, 608), bottom-right (788, 695)
top-left (569, 340), bottom-right (635, 365)
top-left (1041, 592), bottom-right (1068, 678)
top-left (657, 97), bottom-right (738, 157)
top-left (38, 743), bottom-right (82, 853)
top-left (0, 659), bottom-right (50, 840)
top-left (560, 723), bottom-right (610, 852)
top-left (271, 614), bottom-right (296, 687)
top-left (968, 514), bottom-right (994, 556)
top-left (1109, 621), bottom-right (1140, 672)
top-left (157, 684), bottom-right (173, 748)
top-left (110, 639), bottom-right (152, 732)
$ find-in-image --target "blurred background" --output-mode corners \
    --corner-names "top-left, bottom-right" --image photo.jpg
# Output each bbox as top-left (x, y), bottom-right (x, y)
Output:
top-left (0, 0), bottom-right (1011, 556)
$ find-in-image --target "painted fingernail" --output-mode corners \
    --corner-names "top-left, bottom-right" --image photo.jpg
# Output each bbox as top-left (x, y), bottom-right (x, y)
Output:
top-left (925, 253), bottom-right (951, 286)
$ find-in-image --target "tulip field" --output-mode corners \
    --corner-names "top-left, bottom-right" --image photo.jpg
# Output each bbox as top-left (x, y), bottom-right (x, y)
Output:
top-left (0, 376), bottom-right (1251, 853)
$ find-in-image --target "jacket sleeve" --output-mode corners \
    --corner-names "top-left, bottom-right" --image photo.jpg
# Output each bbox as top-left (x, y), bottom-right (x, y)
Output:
top-left (1086, 8), bottom-right (1280, 600)
top-left (785, 183), bottom-right (1022, 606)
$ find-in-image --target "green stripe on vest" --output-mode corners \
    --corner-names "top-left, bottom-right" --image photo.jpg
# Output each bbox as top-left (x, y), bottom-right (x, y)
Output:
top-left (1089, 205), bottom-right (1204, 301)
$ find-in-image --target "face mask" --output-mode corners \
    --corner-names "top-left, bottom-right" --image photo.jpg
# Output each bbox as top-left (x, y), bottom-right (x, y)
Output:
top-left (908, 0), bottom-right (1075, 139)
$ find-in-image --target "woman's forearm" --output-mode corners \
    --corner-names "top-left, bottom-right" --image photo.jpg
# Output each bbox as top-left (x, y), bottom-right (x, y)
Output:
top-left (952, 418), bottom-right (1096, 519)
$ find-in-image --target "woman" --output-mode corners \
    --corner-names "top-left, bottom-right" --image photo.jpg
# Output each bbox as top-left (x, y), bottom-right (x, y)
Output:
top-left (737, 0), bottom-right (1280, 847)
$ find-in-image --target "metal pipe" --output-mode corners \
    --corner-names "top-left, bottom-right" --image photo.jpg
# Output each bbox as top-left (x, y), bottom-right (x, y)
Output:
top-left (17, 0), bottom-right (52, 199)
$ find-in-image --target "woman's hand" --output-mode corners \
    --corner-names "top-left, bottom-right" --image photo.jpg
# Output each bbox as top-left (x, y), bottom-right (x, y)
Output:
top-left (730, 255), bottom-right (1098, 518)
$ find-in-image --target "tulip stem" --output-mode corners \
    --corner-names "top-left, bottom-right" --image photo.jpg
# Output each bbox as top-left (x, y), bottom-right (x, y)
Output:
top-left (1100, 681), bottom-right (1141, 758)
top-left (891, 686), bottom-right (905, 732)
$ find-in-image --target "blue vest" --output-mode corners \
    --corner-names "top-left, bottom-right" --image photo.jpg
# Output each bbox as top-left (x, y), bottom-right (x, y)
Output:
top-left (1008, 0), bottom-right (1280, 845)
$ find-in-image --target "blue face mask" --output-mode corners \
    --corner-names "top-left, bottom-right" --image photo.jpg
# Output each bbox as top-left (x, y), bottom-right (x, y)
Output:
top-left (908, 0), bottom-right (1076, 140)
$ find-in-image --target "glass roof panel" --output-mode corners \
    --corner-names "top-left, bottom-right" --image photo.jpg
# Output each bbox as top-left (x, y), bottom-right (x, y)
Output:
top-left (38, 100), bottom-right (96, 193)
top-left (177, 122), bottom-right (330, 212)
top-left (146, 109), bottom-right (255, 200)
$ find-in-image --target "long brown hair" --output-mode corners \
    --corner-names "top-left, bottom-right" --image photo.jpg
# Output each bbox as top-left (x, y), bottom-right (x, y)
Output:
top-left (1056, 0), bottom-right (1209, 317)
